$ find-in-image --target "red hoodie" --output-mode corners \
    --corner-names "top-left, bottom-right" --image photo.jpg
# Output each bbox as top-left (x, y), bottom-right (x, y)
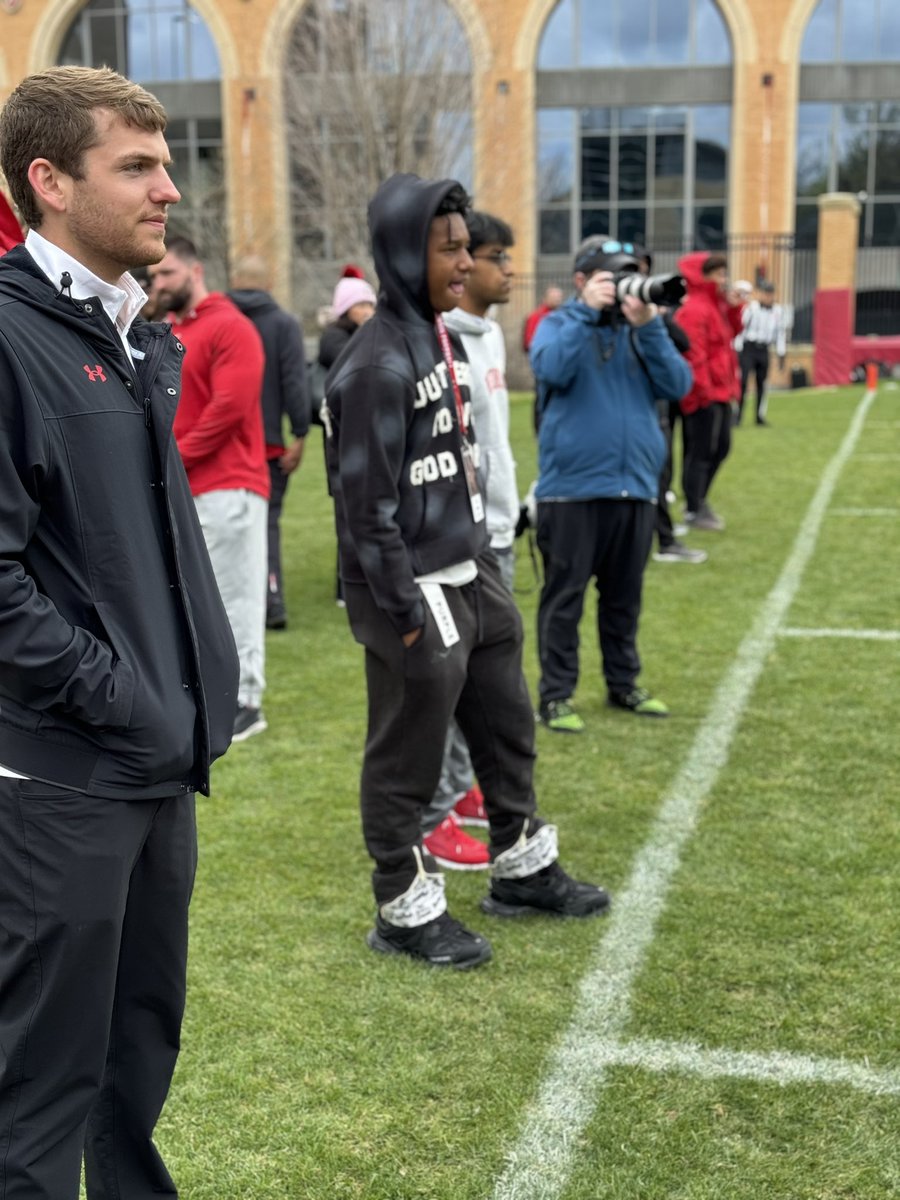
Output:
top-left (172, 292), bottom-right (270, 500)
top-left (674, 251), bottom-right (743, 415)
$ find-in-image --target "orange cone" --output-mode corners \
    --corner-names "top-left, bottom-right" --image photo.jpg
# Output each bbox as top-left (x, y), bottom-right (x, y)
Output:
top-left (865, 361), bottom-right (879, 390)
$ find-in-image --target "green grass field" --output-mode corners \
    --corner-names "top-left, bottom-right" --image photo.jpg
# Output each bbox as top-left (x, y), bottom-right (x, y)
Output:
top-left (153, 383), bottom-right (898, 1199)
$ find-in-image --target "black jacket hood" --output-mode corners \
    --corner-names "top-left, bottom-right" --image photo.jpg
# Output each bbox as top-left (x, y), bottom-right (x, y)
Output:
top-left (228, 288), bottom-right (279, 317)
top-left (368, 173), bottom-right (464, 325)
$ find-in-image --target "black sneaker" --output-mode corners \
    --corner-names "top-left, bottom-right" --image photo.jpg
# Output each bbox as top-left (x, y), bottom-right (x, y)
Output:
top-left (233, 705), bottom-right (267, 743)
top-left (366, 912), bottom-right (492, 969)
top-left (481, 862), bottom-right (611, 919)
top-left (266, 606), bottom-right (287, 630)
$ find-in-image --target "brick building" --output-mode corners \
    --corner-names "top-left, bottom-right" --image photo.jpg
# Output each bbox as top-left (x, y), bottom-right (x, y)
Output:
top-left (2, 0), bottom-right (897, 365)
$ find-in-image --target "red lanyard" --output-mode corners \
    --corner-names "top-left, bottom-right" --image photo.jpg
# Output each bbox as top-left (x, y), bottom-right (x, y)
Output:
top-left (434, 315), bottom-right (468, 437)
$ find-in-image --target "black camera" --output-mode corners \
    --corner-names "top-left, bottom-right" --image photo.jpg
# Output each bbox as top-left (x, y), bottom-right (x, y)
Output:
top-left (613, 270), bottom-right (686, 308)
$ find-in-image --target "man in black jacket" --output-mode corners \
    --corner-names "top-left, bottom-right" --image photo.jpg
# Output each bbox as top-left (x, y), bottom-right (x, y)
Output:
top-left (0, 67), bottom-right (238, 1199)
top-left (324, 173), bottom-right (610, 970)
top-left (228, 256), bottom-right (310, 630)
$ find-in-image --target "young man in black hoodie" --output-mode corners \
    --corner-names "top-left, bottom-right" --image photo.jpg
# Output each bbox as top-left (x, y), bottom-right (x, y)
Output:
top-left (324, 173), bottom-right (610, 969)
top-left (0, 67), bottom-right (238, 1198)
top-left (228, 255), bottom-right (311, 630)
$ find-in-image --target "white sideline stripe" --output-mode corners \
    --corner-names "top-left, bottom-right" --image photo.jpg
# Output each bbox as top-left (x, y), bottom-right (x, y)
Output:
top-left (780, 627), bottom-right (900, 641)
top-left (490, 389), bottom-right (878, 1200)
top-left (590, 1037), bottom-right (900, 1097)
top-left (830, 507), bottom-right (899, 516)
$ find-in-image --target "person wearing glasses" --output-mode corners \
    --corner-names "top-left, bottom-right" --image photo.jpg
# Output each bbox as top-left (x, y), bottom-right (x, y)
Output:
top-left (419, 211), bottom-right (521, 871)
top-left (530, 239), bottom-right (692, 733)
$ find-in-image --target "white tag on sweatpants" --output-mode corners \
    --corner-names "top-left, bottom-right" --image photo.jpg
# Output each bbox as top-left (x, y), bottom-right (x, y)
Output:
top-left (419, 582), bottom-right (459, 648)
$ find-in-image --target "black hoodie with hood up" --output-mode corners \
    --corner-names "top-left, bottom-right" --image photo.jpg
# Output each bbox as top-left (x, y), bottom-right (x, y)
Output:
top-left (323, 174), bottom-right (488, 636)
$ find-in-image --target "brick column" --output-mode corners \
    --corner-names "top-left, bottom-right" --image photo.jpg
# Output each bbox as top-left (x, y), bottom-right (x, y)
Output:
top-left (813, 193), bottom-right (861, 386)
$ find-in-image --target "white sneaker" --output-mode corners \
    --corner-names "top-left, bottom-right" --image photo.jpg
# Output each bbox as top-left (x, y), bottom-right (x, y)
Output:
top-left (654, 541), bottom-right (708, 564)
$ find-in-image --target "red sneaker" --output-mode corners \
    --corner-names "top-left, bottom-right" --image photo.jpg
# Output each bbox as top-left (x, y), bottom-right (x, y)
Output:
top-left (423, 814), bottom-right (490, 871)
top-left (453, 785), bottom-right (488, 828)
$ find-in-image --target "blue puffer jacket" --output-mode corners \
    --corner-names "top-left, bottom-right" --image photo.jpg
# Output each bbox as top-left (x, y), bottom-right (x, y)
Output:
top-left (531, 300), bottom-right (692, 502)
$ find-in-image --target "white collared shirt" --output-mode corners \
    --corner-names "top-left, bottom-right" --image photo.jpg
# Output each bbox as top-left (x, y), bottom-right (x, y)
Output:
top-left (24, 229), bottom-right (148, 362)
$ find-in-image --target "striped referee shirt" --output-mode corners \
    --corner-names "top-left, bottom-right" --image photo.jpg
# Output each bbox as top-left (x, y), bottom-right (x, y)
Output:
top-left (742, 301), bottom-right (788, 357)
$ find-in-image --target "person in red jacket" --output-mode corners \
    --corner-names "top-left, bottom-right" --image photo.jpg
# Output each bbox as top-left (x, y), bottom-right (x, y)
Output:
top-left (150, 236), bottom-right (270, 741)
top-left (674, 252), bottom-right (743, 531)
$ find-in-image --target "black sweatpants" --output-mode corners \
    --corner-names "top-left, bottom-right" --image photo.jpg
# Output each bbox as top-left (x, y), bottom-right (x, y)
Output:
top-left (681, 403), bottom-right (732, 515)
top-left (738, 341), bottom-right (770, 423)
top-left (0, 779), bottom-right (196, 1200)
top-left (655, 400), bottom-right (682, 549)
top-left (344, 552), bottom-right (537, 905)
top-left (266, 458), bottom-right (290, 616)
top-left (536, 498), bottom-right (655, 705)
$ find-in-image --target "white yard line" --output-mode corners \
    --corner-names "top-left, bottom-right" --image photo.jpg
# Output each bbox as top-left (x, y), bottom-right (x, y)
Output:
top-left (590, 1036), bottom-right (900, 1097)
top-left (780, 627), bottom-right (900, 641)
top-left (830, 507), bottom-right (899, 516)
top-left (490, 390), bottom-right (878, 1200)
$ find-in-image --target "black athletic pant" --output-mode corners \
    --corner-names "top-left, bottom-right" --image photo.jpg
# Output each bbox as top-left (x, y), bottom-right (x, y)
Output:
top-left (0, 779), bottom-right (196, 1200)
top-left (681, 404), bottom-right (732, 515)
top-left (536, 498), bottom-right (655, 705)
top-left (266, 458), bottom-right (290, 616)
top-left (344, 552), bottom-right (537, 905)
top-left (738, 341), bottom-right (770, 423)
top-left (655, 400), bottom-right (681, 550)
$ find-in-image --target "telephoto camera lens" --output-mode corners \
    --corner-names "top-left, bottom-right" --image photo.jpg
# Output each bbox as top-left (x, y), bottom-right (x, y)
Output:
top-left (614, 271), bottom-right (686, 307)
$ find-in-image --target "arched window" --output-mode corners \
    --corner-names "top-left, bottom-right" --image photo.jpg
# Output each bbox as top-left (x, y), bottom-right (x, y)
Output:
top-left (796, 0), bottom-right (900, 246)
top-left (58, 0), bottom-right (225, 255)
top-left (538, 0), bottom-right (730, 69)
top-left (536, 0), bottom-right (732, 261)
top-left (284, 0), bottom-right (473, 306)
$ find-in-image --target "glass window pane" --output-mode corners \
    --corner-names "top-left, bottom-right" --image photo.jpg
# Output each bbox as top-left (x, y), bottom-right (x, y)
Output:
top-left (873, 128), bottom-right (900, 192)
top-left (619, 0), bottom-right (654, 66)
top-left (653, 107), bottom-right (687, 133)
top-left (539, 139), bottom-right (574, 203)
top-left (841, 0), bottom-right (877, 61)
top-left (618, 207), bottom-right (647, 243)
top-left (654, 134), bottom-right (685, 199)
top-left (89, 12), bottom-right (121, 70)
top-left (581, 0), bottom-right (616, 67)
top-left (878, 102), bottom-right (900, 126)
top-left (538, 0), bottom-right (574, 69)
top-left (652, 205), bottom-right (683, 243)
top-left (871, 201), bottom-right (900, 246)
top-left (580, 108), bottom-right (612, 132)
top-left (540, 208), bottom-right (571, 254)
top-left (619, 107), bottom-right (653, 130)
top-left (125, 13), bottom-right (152, 79)
top-left (694, 0), bottom-right (731, 64)
top-left (801, 0), bottom-right (837, 61)
top-left (618, 135), bottom-right (648, 200)
top-left (836, 117), bottom-right (870, 192)
top-left (796, 121), bottom-right (831, 196)
top-left (657, 0), bottom-right (690, 65)
top-left (188, 15), bottom-right (221, 79)
top-left (581, 136), bottom-right (611, 201)
top-left (579, 208), bottom-right (610, 241)
top-left (794, 203), bottom-right (819, 249)
top-left (694, 205), bottom-right (725, 248)
top-left (693, 106), bottom-right (729, 199)
top-left (880, 6), bottom-right (900, 53)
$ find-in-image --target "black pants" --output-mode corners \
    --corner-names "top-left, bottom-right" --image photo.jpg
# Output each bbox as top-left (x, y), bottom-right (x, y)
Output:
top-left (344, 552), bottom-right (537, 905)
top-left (536, 498), bottom-right (655, 704)
top-left (655, 400), bottom-right (681, 549)
top-left (266, 458), bottom-right (290, 616)
top-left (682, 404), bottom-right (732, 514)
top-left (0, 779), bottom-right (196, 1200)
top-left (738, 342), bottom-right (770, 423)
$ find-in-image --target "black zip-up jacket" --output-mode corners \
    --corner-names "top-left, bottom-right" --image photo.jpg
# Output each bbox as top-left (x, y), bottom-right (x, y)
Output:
top-left (323, 174), bottom-right (488, 635)
top-left (0, 246), bottom-right (238, 798)
top-left (227, 288), bottom-right (310, 447)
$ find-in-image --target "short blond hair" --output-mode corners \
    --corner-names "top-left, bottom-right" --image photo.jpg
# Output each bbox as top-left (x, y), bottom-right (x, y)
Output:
top-left (0, 66), bottom-right (167, 229)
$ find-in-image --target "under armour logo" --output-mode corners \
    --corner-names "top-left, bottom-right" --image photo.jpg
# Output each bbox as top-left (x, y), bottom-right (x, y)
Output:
top-left (83, 363), bottom-right (107, 382)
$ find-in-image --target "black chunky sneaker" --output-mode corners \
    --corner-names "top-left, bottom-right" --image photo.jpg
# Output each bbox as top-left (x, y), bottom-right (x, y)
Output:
top-left (481, 862), bottom-right (611, 919)
top-left (366, 912), bottom-right (493, 969)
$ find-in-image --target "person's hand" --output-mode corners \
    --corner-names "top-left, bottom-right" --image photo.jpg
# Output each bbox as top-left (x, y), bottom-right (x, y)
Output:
top-left (402, 627), bottom-right (423, 648)
top-left (580, 270), bottom-right (616, 312)
top-left (279, 438), bottom-right (304, 475)
top-left (621, 295), bottom-right (658, 327)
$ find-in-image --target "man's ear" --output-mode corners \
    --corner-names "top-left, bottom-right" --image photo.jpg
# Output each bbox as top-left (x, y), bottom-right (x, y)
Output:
top-left (573, 271), bottom-right (586, 293)
top-left (26, 158), bottom-right (71, 219)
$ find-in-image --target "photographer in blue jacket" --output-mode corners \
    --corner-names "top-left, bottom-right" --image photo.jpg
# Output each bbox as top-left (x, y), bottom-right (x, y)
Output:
top-left (530, 239), bottom-right (692, 732)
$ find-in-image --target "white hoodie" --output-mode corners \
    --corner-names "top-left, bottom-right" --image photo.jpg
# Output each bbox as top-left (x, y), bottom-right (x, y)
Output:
top-left (443, 307), bottom-right (519, 550)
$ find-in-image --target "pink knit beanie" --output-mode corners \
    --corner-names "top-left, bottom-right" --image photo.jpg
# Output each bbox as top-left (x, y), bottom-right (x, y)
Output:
top-left (332, 277), bottom-right (377, 317)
